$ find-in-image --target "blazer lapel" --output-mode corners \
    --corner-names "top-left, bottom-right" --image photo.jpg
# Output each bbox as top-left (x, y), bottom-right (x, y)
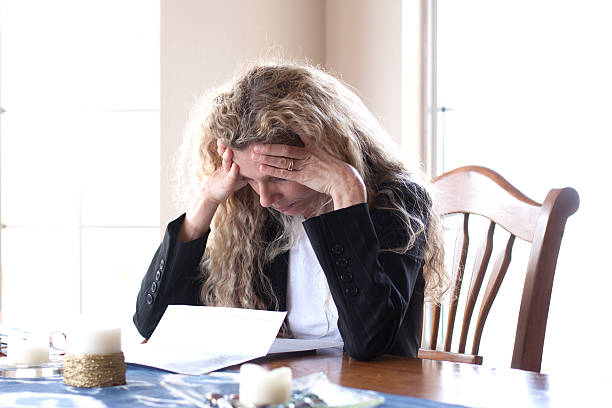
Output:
top-left (264, 251), bottom-right (289, 312)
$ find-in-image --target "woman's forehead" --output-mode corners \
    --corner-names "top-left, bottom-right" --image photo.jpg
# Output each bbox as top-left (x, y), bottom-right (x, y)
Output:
top-left (232, 146), bottom-right (264, 181)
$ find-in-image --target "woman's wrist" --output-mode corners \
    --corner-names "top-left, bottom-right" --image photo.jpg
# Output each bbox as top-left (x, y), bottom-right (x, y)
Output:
top-left (330, 165), bottom-right (367, 210)
top-left (179, 216), bottom-right (208, 242)
top-left (178, 219), bottom-right (201, 242)
top-left (179, 195), bottom-right (220, 242)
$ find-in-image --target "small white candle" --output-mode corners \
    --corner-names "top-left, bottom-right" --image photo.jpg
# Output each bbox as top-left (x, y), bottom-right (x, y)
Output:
top-left (8, 334), bottom-right (49, 366)
top-left (239, 364), bottom-right (292, 406)
top-left (67, 326), bottom-right (121, 355)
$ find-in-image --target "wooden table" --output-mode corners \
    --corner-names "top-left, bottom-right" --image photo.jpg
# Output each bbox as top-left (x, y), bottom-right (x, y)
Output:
top-left (252, 348), bottom-right (599, 407)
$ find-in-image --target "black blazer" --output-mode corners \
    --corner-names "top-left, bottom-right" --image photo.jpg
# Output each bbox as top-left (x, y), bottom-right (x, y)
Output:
top-left (134, 189), bottom-right (426, 360)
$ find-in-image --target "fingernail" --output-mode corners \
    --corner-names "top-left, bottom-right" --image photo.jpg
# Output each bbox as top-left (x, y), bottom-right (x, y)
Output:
top-left (253, 145), bottom-right (262, 153)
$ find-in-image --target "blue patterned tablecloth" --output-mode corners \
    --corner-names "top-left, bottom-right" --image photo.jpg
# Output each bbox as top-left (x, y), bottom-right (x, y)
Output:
top-left (0, 363), bottom-right (465, 408)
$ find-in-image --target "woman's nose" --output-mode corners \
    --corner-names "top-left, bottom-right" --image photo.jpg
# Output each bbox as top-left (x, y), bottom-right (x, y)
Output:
top-left (258, 182), bottom-right (280, 208)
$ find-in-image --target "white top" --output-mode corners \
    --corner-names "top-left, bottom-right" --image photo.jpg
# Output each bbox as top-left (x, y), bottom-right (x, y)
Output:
top-left (286, 225), bottom-right (343, 343)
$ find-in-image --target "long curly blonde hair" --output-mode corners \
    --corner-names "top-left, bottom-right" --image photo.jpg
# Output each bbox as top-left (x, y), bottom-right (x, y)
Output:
top-left (179, 61), bottom-right (448, 311)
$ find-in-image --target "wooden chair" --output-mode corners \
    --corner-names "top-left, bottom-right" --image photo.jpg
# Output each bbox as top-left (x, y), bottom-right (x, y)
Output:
top-left (417, 166), bottom-right (579, 372)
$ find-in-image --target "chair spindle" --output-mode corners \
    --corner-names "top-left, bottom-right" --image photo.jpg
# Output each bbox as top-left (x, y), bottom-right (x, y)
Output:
top-left (444, 213), bottom-right (470, 352)
top-left (458, 221), bottom-right (496, 354)
top-left (429, 303), bottom-right (441, 349)
top-left (471, 234), bottom-right (516, 355)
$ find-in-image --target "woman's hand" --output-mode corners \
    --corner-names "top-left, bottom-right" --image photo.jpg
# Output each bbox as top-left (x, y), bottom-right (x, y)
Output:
top-left (251, 133), bottom-right (367, 212)
top-left (179, 141), bottom-right (247, 242)
top-left (204, 141), bottom-right (248, 204)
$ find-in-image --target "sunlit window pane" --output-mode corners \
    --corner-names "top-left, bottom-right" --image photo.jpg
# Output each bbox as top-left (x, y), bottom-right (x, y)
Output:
top-left (80, 228), bottom-right (160, 325)
top-left (80, 111), bottom-right (159, 227)
top-left (0, 228), bottom-right (80, 327)
top-left (437, 0), bottom-right (612, 373)
top-left (0, 0), bottom-right (159, 111)
top-left (0, 112), bottom-right (81, 227)
top-left (0, 0), bottom-right (160, 328)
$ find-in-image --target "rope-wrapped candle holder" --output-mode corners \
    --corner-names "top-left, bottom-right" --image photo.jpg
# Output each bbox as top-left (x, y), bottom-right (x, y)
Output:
top-left (64, 352), bottom-right (126, 387)
top-left (63, 326), bottom-right (126, 388)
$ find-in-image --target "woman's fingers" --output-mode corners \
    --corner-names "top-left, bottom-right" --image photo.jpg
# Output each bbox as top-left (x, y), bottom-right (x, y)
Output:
top-left (217, 140), bottom-right (246, 188)
top-left (252, 143), bottom-right (308, 160)
top-left (217, 140), bottom-right (239, 178)
top-left (251, 144), bottom-right (310, 178)
top-left (227, 162), bottom-right (240, 180)
top-left (251, 152), bottom-right (297, 171)
top-left (222, 147), bottom-right (233, 172)
top-left (217, 139), bottom-right (227, 158)
top-left (258, 163), bottom-right (298, 181)
top-left (225, 163), bottom-right (247, 194)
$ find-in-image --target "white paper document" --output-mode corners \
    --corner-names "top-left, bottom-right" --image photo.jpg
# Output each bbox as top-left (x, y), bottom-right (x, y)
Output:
top-left (267, 338), bottom-right (344, 354)
top-left (124, 305), bottom-right (286, 375)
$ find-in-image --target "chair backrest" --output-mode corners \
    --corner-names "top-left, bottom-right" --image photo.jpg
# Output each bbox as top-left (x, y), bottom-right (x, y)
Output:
top-left (418, 166), bottom-right (579, 372)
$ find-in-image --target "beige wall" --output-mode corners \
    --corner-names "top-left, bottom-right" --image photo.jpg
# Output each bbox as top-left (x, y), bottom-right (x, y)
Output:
top-left (161, 0), bottom-right (419, 229)
top-left (326, 0), bottom-right (402, 144)
top-left (0, 30), bottom-right (3, 317)
top-left (244, 0), bottom-right (325, 64)
top-left (161, 0), bottom-right (245, 229)
top-left (402, 0), bottom-right (427, 171)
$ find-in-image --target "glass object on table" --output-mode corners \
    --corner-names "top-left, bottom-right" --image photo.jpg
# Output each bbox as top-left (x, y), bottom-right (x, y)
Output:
top-left (0, 328), bottom-right (65, 378)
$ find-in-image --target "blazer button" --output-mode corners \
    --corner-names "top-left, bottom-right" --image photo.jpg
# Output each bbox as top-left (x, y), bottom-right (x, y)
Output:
top-left (331, 243), bottom-right (344, 255)
top-left (340, 272), bottom-right (353, 282)
top-left (155, 270), bottom-right (161, 281)
top-left (335, 257), bottom-right (349, 268)
top-left (345, 286), bottom-right (359, 297)
top-left (146, 293), bottom-right (153, 305)
top-left (151, 281), bottom-right (158, 293)
top-left (160, 259), bottom-right (165, 271)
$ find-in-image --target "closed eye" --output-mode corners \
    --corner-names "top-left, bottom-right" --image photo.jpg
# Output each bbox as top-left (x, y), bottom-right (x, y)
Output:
top-left (243, 176), bottom-right (285, 183)
top-left (269, 177), bottom-right (286, 183)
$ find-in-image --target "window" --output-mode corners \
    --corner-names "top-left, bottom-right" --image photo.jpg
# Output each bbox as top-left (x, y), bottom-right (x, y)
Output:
top-left (435, 0), bottom-right (612, 373)
top-left (0, 0), bottom-right (160, 335)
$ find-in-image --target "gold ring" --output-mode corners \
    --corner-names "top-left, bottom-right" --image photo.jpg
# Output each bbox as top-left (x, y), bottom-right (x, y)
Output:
top-left (287, 160), bottom-right (294, 171)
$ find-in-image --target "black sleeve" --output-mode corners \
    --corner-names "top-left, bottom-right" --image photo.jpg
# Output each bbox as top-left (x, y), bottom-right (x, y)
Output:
top-left (133, 213), bottom-right (208, 339)
top-left (303, 202), bottom-right (425, 360)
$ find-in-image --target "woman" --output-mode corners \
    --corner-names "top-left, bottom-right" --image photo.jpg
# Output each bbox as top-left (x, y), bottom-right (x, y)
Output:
top-left (134, 61), bottom-right (447, 360)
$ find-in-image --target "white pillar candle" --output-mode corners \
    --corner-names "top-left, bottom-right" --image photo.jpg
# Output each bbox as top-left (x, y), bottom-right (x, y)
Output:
top-left (239, 364), bottom-right (292, 406)
top-left (8, 334), bottom-right (49, 366)
top-left (67, 327), bottom-right (121, 355)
